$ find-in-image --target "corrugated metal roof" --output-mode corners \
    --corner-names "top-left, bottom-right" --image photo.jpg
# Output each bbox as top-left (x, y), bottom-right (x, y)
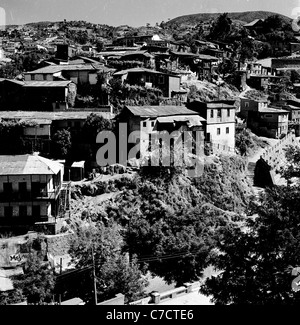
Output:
top-left (23, 80), bottom-right (72, 87)
top-left (259, 107), bottom-right (289, 114)
top-left (0, 111), bottom-right (114, 121)
top-left (25, 64), bottom-right (99, 74)
top-left (71, 161), bottom-right (85, 168)
top-left (157, 115), bottom-right (204, 126)
top-left (244, 19), bottom-right (263, 27)
top-left (0, 154), bottom-right (63, 175)
top-left (126, 105), bottom-right (206, 118)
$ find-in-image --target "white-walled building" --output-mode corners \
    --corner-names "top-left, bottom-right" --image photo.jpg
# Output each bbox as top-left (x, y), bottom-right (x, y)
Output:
top-left (0, 154), bottom-right (64, 225)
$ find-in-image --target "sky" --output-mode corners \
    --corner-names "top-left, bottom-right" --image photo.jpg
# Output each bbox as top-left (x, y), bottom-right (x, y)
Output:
top-left (0, 0), bottom-right (300, 27)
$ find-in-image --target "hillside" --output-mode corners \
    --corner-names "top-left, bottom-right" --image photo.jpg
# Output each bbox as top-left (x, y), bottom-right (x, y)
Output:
top-left (166, 10), bottom-right (292, 28)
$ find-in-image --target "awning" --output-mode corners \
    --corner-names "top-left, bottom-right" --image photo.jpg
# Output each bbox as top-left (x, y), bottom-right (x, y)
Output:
top-left (71, 161), bottom-right (85, 168)
top-left (157, 115), bottom-right (204, 127)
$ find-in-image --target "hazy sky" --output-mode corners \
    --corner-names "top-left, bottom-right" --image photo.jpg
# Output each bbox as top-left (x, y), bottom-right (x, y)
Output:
top-left (0, 0), bottom-right (299, 27)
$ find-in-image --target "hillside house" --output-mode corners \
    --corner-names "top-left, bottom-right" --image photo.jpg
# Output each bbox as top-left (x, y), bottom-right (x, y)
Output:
top-left (118, 105), bottom-right (206, 162)
top-left (24, 63), bottom-right (104, 88)
top-left (0, 79), bottom-right (77, 111)
top-left (0, 154), bottom-right (64, 228)
top-left (187, 100), bottom-right (236, 151)
top-left (119, 51), bottom-right (155, 69)
top-left (244, 19), bottom-right (265, 33)
top-left (113, 67), bottom-right (180, 97)
top-left (240, 98), bottom-right (289, 138)
top-left (169, 51), bottom-right (218, 81)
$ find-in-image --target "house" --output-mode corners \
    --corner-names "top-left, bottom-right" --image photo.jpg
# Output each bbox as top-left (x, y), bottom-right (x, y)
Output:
top-left (113, 67), bottom-right (181, 98)
top-left (0, 154), bottom-right (64, 228)
top-left (243, 19), bottom-right (265, 33)
top-left (119, 50), bottom-right (155, 69)
top-left (24, 63), bottom-right (104, 88)
top-left (240, 98), bottom-right (289, 138)
top-left (240, 97), bottom-right (269, 120)
top-left (187, 100), bottom-right (236, 151)
top-left (272, 99), bottom-right (300, 135)
top-left (290, 42), bottom-right (300, 54)
top-left (113, 34), bottom-right (161, 47)
top-left (0, 79), bottom-right (77, 111)
top-left (118, 105), bottom-right (206, 160)
top-left (169, 51), bottom-right (218, 81)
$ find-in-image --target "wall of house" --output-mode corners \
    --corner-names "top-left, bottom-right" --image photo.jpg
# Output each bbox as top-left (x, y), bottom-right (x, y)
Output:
top-left (63, 70), bottom-right (90, 85)
top-left (24, 74), bottom-right (54, 82)
top-left (0, 201), bottom-right (51, 218)
top-left (23, 124), bottom-right (51, 138)
top-left (239, 99), bottom-right (268, 119)
top-left (206, 122), bottom-right (235, 149)
top-left (259, 113), bottom-right (289, 137)
top-left (168, 76), bottom-right (180, 98)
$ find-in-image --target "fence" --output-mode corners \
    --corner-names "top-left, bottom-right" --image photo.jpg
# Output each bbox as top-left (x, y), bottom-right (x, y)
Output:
top-left (207, 141), bottom-right (236, 155)
top-left (260, 131), bottom-right (299, 169)
top-left (129, 282), bottom-right (194, 305)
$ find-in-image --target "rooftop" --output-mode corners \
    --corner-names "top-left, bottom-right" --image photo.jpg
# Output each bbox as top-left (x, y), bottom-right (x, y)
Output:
top-left (25, 63), bottom-right (103, 75)
top-left (114, 67), bottom-right (179, 77)
top-left (23, 80), bottom-right (73, 87)
top-left (0, 111), bottom-right (114, 121)
top-left (244, 19), bottom-right (264, 27)
top-left (259, 107), bottom-right (289, 114)
top-left (126, 105), bottom-right (206, 119)
top-left (0, 154), bottom-right (63, 175)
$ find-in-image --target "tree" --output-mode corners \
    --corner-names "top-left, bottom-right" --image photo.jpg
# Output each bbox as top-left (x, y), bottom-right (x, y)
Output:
top-left (209, 13), bottom-right (232, 41)
top-left (81, 113), bottom-right (113, 143)
top-left (13, 253), bottom-right (56, 305)
top-left (51, 129), bottom-right (72, 159)
top-left (200, 150), bottom-right (300, 304)
top-left (0, 239), bottom-right (56, 305)
top-left (68, 222), bottom-right (148, 304)
top-left (263, 15), bottom-right (283, 33)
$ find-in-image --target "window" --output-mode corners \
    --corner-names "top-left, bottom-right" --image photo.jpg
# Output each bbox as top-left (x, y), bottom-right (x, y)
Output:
top-left (226, 127), bottom-right (229, 134)
top-left (210, 110), bottom-right (214, 118)
top-left (31, 75), bottom-right (35, 81)
top-left (151, 121), bottom-right (155, 127)
top-left (19, 206), bottom-right (27, 217)
top-left (227, 109), bottom-right (230, 117)
top-left (4, 206), bottom-right (13, 218)
top-left (19, 182), bottom-right (27, 193)
top-left (143, 121), bottom-right (147, 127)
top-left (3, 183), bottom-right (12, 194)
top-left (32, 205), bottom-right (40, 218)
top-left (217, 109), bottom-right (222, 118)
top-left (43, 74), bottom-right (47, 80)
top-left (158, 75), bottom-right (165, 84)
top-left (245, 102), bottom-right (249, 108)
top-left (217, 128), bottom-right (221, 135)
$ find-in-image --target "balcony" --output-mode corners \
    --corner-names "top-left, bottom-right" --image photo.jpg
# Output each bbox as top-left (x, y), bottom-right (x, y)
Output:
top-left (0, 187), bottom-right (61, 202)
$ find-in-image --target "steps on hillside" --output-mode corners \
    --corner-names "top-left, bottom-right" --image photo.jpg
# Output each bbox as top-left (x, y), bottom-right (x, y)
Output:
top-left (247, 161), bottom-right (257, 186)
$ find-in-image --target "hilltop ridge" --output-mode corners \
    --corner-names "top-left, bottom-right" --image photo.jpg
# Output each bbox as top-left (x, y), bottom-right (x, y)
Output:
top-left (165, 10), bottom-right (292, 28)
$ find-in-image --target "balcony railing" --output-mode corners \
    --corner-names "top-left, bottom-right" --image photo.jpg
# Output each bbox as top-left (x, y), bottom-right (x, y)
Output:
top-left (0, 187), bottom-right (61, 202)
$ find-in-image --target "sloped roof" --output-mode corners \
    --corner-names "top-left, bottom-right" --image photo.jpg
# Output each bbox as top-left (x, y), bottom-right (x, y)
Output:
top-left (157, 115), bottom-right (204, 127)
top-left (25, 64), bottom-right (100, 74)
top-left (126, 105), bottom-right (206, 118)
top-left (114, 67), bottom-right (161, 76)
top-left (23, 80), bottom-right (73, 87)
top-left (244, 19), bottom-right (264, 27)
top-left (0, 154), bottom-right (63, 175)
top-left (0, 111), bottom-right (114, 121)
top-left (258, 107), bottom-right (289, 114)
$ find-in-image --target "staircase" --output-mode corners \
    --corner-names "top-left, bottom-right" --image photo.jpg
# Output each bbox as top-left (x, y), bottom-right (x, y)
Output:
top-left (247, 160), bottom-right (266, 199)
top-left (58, 182), bottom-right (71, 217)
top-left (247, 161), bottom-right (256, 187)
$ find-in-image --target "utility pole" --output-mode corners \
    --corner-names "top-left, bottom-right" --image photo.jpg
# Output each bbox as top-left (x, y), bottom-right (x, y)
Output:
top-left (91, 245), bottom-right (97, 305)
